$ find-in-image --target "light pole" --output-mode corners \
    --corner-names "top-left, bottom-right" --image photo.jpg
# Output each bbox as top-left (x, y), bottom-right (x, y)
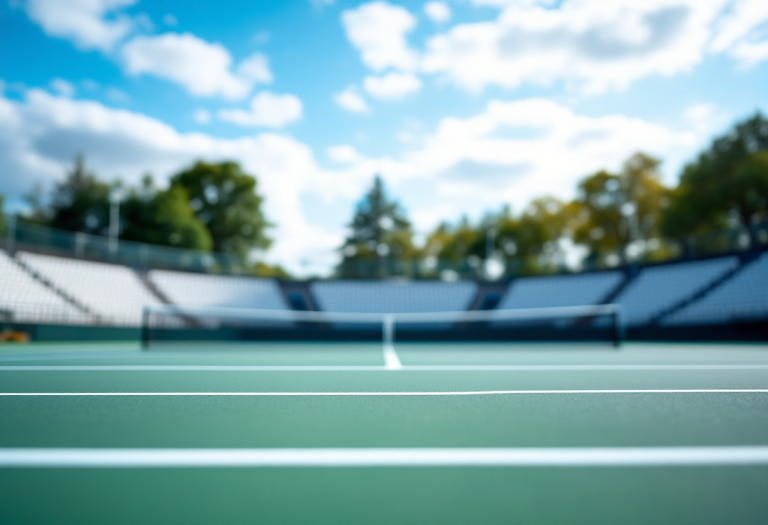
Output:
top-left (109, 190), bottom-right (124, 258)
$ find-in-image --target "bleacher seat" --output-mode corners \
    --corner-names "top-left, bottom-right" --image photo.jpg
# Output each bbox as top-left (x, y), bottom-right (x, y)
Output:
top-left (498, 272), bottom-right (623, 310)
top-left (311, 280), bottom-right (477, 313)
top-left (664, 253), bottom-right (768, 325)
top-left (149, 270), bottom-right (288, 310)
top-left (18, 252), bottom-right (162, 326)
top-left (615, 256), bottom-right (739, 326)
top-left (0, 250), bottom-right (88, 324)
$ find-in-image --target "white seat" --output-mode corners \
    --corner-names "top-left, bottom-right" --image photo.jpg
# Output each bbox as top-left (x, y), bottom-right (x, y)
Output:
top-left (18, 252), bottom-right (161, 326)
top-left (149, 270), bottom-right (288, 310)
top-left (615, 257), bottom-right (739, 326)
top-left (311, 280), bottom-right (477, 313)
top-left (498, 272), bottom-right (623, 310)
top-left (664, 253), bottom-right (768, 325)
top-left (0, 250), bottom-right (87, 324)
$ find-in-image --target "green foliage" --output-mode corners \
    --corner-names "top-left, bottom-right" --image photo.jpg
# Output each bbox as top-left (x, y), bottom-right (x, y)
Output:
top-left (569, 152), bottom-right (669, 264)
top-left (338, 175), bottom-right (415, 278)
top-left (0, 195), bottom-right (6, 235)
top-left (120, 176), bottom-right (212, 251)
top-left (662, 113), bottom-right (768, 241)
top-left (251, 261), bottom-right (292, 279)
top-left (170, 161), bottom-right (271, 256)
top-left (37, 155), bottom-right (112, 234)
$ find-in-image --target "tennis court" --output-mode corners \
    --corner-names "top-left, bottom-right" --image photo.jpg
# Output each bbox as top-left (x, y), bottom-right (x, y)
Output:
top-left (1, 340), bottom-right (768, 524)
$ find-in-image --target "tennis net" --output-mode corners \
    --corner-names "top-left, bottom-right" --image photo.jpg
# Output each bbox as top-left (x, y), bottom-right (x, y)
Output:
top-left (141, 303), bottom-right (624, 351)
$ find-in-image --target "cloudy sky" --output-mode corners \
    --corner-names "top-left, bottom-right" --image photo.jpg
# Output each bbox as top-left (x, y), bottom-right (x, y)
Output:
top-left (1, 0), bottom-right (767, 274)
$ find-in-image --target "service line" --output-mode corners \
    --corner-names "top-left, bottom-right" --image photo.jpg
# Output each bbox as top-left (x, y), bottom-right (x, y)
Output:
top-left (2, 364), bottom-right (768, 371)
top-left (2, 389), bottom-right (768, 396)
top-left (2, 447), bottom-right (768, 468)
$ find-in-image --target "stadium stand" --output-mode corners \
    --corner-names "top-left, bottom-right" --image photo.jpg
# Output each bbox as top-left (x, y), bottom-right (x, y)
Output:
top-left (497, 271), bottom-right (624, 310)
top-left (614, 256), bottom-right (740, 326)
top-left (17, 252), bottom-right (162, 326)
top-left (0, 250), bottom-right (89, 324)
top-left (663, 252), bottom-right (768, 325)
top-left (311, 280), bottom-right (477, 313)
top-left (149, 270), bottom-right (289, 310)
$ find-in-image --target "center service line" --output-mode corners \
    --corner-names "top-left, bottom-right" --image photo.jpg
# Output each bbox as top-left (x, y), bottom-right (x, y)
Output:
top-left (3, 447), bottom-right (768, 467)
top-left (2, 389), bottom-right (768, 396)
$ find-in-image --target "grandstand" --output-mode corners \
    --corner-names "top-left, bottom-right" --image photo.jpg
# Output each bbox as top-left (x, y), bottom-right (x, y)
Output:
top-left (497, 271), bottom-right (623, 310)
top-left (311, 280), bottom-right (477, 313)
top-left (17, 252), bottom-right (162, 326)
top-left (665, 252), bottom-right (768, 325)
top-left (614, 256), bottom-right (740, 326)
top-left (0, 243), bottom-right (766, 340)
top-left (149, 270), bottom-right (288, 310)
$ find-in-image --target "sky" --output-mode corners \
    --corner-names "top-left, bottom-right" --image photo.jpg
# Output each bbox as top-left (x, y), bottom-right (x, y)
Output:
top-left (1, 0), bottom-right (767, 275)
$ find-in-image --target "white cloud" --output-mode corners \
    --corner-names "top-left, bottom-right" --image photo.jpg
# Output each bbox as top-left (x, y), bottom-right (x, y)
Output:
top-left (422, 0), bottom-right (728, 94)
top-left (50, 78), bottom-right (76, 97)
top-left (424, 2), bottom-right (452, 23)
top-left (342, 1), bottom-right (418, 71)
top-left (237, 52), bottom-right (274, 84)
top-left (121, 33), bottom-right (257, 100)
top-left (327, 145), bottom-right (364, 163)
top-left (193, 109), bottom-right (211, 124)
top-left (363, 72), bottom-right (422, 99)
top-left (710, 0), bottom-right (768, 66)
top-left (334, 86), bottom-right (370, 113)
top-left (218, 91), bottom-right (303, 128)
top-left (0, 89), bottom-right (350, 275)
top-left (24, 0), bottom-right (136, 51)
top-left (398, 98), bottom-right (702, 216)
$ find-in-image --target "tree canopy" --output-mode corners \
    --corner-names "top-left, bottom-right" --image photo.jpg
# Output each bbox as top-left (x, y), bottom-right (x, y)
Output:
top-left (662, 113), bottom-right (768, 242)
top-left (338, 175), bottom-right (415, 278)
top-left (170, 161), bottom-right (271, 256)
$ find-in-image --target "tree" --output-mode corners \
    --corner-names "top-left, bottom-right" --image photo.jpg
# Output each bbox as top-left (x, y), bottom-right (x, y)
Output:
top-left (0, 195), bottom-right (6, 235)
top-left (40, 155), bottom-right (112, 234)
top-left (662, 113), bottom-right (768, 245)
top-left (570, 153), bottom-right (669, 265)
top-left (338, 175), bottom-right (415, 278)
top-left (170, 161), bottom-right (272, 255)
top-left (119, 176), bottom-right (212, 251)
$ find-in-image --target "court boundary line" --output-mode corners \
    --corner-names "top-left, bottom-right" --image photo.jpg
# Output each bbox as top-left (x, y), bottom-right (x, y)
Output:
top-left (3, 389), bottom-right (768, 396)
top-left (3, 447), bottom-right (768, 467)
top-left (2, 364), bottom-right (768, 371)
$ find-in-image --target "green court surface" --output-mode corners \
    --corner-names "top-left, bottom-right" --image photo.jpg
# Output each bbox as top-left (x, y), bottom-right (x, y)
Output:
top-left (1, 341), bottom-right (768, 524)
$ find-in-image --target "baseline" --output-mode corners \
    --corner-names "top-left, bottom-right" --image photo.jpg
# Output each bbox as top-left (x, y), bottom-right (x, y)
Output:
top-left (3, 447), bottom-right (768, 467)
top-left (3, 389), bottom-right (768, 396)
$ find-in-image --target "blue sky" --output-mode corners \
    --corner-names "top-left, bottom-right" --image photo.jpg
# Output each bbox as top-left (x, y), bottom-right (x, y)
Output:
top-left (1, 0), bottom-right (767, 274)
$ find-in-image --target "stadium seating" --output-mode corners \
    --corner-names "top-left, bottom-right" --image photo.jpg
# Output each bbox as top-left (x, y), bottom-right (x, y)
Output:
top-left (664, 252), bottom-right (768, 325)
top-left (497, 271), bottom-right (624, 310)
top-left (614, 256), bottom-right (739, 326)
top-left (149, 270), bottom-right (289, 310)
top-left (0, 250), bottom-right (89, 324)
top-left (18, 252), bottom-right (162, 326)
top-left (311, 280), bottom-right (477, 313)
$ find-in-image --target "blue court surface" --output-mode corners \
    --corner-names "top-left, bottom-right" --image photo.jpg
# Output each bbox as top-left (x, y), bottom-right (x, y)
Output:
top-left (1, 341), bottom-right (768, 524)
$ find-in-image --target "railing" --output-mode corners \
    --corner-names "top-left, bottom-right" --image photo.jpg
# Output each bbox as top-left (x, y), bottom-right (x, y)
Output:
top-left (1, 213), bottom-right (766, 280)
top-left (1, 216), bottom-right (250, 275)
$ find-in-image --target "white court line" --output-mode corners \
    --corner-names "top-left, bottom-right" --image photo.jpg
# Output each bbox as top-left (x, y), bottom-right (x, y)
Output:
top-left (2, 364), bottom-right (768, 371)
top-left (2, 389), bottom-right (768, 396)
top-left (2, 447), bottom-right (768, 467)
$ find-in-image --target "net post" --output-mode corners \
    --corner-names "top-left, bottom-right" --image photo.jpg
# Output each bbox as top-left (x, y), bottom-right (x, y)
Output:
top-left (141, 306), bottom-right (150, 350)
top-left (612, 305), bottom-right (624, 349)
